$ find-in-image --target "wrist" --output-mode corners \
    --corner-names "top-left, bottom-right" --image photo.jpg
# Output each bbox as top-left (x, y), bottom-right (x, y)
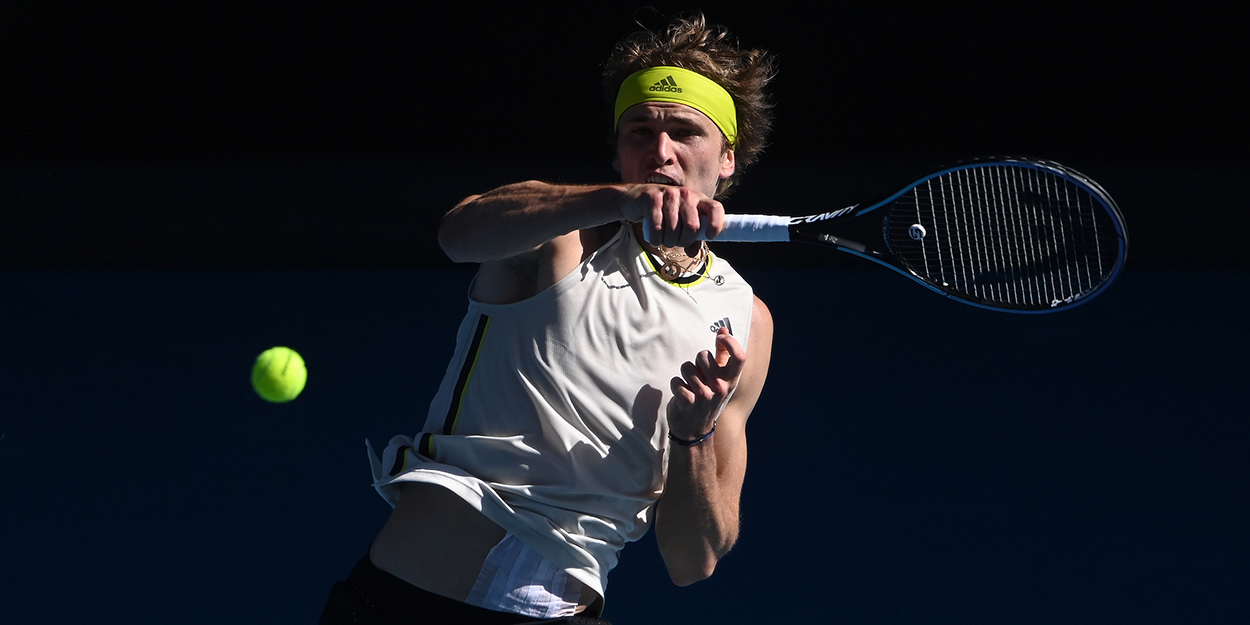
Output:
top-left (669, 422), bottom-right (716, 447)
top-left (609, 183), bottom-right (645, 223)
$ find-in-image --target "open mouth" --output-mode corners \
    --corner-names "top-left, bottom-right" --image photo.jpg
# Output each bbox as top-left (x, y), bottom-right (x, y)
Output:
top-left (647, 175), bottom-right (679, 186)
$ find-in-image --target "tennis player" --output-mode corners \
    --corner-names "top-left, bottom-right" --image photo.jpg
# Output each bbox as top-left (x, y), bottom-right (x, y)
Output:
top-left (321, 13), bottom-right (776, 624)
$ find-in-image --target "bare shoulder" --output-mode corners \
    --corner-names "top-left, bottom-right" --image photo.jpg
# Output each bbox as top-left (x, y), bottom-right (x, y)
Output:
top-left (750, 295), bottom-right (773, 337)
top-left (733, 295), bottom-right (773, 414)
top-left (749, 295), bottom-right (774, 360)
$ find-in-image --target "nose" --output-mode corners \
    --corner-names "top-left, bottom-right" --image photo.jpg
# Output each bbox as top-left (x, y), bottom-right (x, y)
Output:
top-left (649, 132), bottom-right (676, 165)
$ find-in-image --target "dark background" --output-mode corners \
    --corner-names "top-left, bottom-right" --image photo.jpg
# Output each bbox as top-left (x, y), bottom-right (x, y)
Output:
top-left (2, 2), bottom-right (1247, 624)
top-left (3, 2), bottom-right (1247, 270)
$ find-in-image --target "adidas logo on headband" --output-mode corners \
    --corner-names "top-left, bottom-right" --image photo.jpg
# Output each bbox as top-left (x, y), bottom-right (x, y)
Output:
top-left (615, 66), bottom-right (737, 145)
top-left (649, 76), bottom-right (683, 93)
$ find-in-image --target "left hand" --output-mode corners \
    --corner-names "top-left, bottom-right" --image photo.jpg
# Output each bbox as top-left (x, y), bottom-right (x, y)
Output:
top-left (667, 328), bottom-right (746, 440)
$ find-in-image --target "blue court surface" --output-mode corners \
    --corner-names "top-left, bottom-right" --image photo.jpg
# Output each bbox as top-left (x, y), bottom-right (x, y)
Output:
top-left (1, 267), bottom-right (1245, 624)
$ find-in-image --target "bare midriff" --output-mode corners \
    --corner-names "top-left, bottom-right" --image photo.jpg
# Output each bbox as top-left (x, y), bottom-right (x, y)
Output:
top-left (367, 482), bottom-right (599, 612)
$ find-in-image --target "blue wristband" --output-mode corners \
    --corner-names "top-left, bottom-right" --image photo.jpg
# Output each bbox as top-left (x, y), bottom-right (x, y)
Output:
top-left (669, 422), bottom-right (716, 447)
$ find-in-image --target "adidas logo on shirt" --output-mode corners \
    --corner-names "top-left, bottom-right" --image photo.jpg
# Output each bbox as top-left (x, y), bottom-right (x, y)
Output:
top-left (649, 76), bottom-right (683, 93)
top-left (709, 317), bottom-right (733, 335)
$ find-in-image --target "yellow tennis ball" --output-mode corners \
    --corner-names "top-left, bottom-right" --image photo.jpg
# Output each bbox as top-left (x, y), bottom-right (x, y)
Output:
top-left (251, 347), bottom-right (307, 403)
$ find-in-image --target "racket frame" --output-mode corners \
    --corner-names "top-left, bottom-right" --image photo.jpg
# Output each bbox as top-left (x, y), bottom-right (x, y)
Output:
top-left (724, 157), bottom-right (1129, 313)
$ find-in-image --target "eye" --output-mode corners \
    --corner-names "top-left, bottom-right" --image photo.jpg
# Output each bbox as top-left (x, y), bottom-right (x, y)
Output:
top-left (670, 124), bottom-right (706, 140)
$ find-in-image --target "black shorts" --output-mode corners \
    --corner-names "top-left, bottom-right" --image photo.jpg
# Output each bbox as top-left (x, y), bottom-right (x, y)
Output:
top-left (318, 553), bottom-right (611, 625)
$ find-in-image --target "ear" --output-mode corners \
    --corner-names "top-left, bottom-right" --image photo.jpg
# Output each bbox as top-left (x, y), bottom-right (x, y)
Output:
top-left (612, 152), bottom-right (621, 173)
top-left (719, 149), bottom-right (736, 179)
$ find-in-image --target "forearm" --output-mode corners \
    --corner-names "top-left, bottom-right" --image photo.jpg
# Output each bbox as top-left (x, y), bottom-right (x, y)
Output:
top-left (655, 440), bottom-right (742, 585)
top-left (438, 181), bottom-right (631, 263)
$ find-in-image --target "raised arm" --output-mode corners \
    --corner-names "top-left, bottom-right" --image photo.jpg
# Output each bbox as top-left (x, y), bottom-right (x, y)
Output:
top-left (439, 180), bottom-right (728, 262)
top-left (438, 179), bottom-right (730, 305)
top-left (438, 181), bottom-right (626, 264)
top-left (655, 295), bottom-right (773, 585)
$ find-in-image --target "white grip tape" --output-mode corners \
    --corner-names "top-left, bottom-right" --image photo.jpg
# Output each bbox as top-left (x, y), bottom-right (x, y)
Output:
top-left (717, 214), bottom-right (792, 242)
top-left (641, 214), bottom-right (791, 243)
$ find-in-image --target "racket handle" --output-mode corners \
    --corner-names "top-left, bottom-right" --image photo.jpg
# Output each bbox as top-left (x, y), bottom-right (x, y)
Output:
top-left (641, 214), bottom-right (791, 243)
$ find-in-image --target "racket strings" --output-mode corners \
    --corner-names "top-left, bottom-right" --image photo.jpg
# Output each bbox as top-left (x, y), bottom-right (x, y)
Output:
top-left (890, 164), bottom-right (1118, 308)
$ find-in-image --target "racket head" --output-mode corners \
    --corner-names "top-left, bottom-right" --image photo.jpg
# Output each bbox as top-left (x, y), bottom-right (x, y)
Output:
top-left (878, 157), bottom-right (1128, 313)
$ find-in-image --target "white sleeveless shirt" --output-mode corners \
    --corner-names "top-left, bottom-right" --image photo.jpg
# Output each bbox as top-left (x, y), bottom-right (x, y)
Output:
top-left (368, 224), bottom-right (755, 601)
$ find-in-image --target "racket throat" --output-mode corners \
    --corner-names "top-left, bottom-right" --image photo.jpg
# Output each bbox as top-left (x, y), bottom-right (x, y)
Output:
top-left (794, 230), bottom-right (869, 255)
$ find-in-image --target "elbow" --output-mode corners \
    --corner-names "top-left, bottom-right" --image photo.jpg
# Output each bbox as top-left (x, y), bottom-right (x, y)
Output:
top-left (656, 518), bottom-right (738, 586)
top-left (665, 541), bottom-right (730, 586)
top-left (437, 200), bottom-right (480, 264)
top-left (668, 558), bottom-right (717, 587)
top-left (437, 226), bottom-right (471, 264)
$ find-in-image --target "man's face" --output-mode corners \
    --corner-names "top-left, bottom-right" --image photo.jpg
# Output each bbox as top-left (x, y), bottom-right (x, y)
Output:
top-left (613, 102), bottom-right (735, 198)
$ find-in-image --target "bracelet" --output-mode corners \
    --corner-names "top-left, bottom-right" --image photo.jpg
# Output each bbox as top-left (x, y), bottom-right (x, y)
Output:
top-left (669, 422), bottom-right (716, 447)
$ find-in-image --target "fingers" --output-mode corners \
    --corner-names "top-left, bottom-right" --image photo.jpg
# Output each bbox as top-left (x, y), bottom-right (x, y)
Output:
top-left (714, 327), bottom-right (746, 373)
top-left (653, 186), bottom-right (708, 248)
top-left (703, 207), bottom-right (725, 241)
top-left (668, 332), bottom-right (747, 438)
top-left (676, 361), bottom-right (715, 402)
top-left (672, 332), bottom-right (747, 402)
top-left (669, 359), bottom-right (714, 404)
top-left (659, 190), bottom-right (683, 247)
top-left (628, 185), bottom-right (724, 248)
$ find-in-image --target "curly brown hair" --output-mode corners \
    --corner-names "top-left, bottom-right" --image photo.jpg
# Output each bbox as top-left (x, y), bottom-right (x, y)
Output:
top-left (602, 13), bottom-right (778, 197)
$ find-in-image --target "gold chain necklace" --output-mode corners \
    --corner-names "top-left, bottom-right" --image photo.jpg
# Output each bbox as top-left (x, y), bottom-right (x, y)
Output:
top-left (654, 242), bottom-right (707, 279)
top-left (653, 242), bottom-right (725, 285)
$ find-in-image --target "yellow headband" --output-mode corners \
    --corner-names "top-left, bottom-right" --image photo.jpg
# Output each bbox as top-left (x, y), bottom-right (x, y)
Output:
top-left (614, 66), bottom-right (738, 147)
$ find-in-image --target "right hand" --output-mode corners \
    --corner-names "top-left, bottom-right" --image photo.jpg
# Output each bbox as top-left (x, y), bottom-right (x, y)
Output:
top-left (619, 184), bottom-right (726, 249)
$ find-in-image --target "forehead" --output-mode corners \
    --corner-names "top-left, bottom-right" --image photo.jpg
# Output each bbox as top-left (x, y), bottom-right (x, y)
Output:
top-left (618, 101), bottom-right (718, 129)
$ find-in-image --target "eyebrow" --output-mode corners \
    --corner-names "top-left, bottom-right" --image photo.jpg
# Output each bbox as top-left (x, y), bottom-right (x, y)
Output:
top-left (619, 110), bottom-right (703, 126)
